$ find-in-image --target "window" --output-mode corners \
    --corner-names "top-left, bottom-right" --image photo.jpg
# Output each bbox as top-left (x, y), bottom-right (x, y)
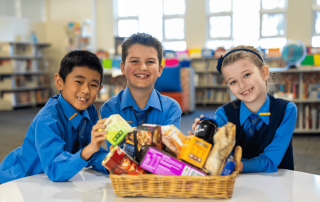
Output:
top-left (312, 0), bottom-right (320, 47)
top-left (206, 0), bottom-right (287, 50)
top-left (0, 0), bottom-right (45, 21)
top-left (114, 0), bottom-right (186, 51)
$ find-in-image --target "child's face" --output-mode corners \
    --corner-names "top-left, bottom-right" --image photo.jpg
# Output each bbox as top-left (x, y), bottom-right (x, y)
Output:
top-left (222, 59), bottom-right (269, 105)
top-left (54, 66), bottom-right (102, 112)
top-left (121, 44), bottom-right (163, 91)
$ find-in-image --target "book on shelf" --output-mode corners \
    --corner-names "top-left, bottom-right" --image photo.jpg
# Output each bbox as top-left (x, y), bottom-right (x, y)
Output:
top-left (301, 104), bottom-right (320, 131)
top-left (273, 73), bottom-right (300, 100)
top-left (36, 90), bottom-right (49, 103)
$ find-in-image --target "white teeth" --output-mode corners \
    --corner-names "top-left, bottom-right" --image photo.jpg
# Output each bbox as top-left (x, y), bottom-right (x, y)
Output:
top-left (241, 88), bottom-right (252, 95)
top-left (77, 97), bottom-right (88, 101)
top-left (136, 74), bottom-right (148, 78)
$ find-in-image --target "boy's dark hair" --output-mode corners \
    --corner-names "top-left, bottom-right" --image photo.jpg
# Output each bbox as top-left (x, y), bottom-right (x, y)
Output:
top-left (122, 33), bottom-right (163, 65)
top-left (59, 50), bottom-right (103, 84)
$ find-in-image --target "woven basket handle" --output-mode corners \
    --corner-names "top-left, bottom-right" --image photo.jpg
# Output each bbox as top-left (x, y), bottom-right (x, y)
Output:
top-left (234, 146), bottom-right (242, 173)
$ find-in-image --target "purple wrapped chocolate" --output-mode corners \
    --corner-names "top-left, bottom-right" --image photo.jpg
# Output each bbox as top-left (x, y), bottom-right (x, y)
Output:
top-left (140, 146), bottom-right (206, 176)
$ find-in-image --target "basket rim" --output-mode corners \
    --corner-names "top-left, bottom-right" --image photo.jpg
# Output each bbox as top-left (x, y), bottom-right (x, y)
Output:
top-left (109, 170), bottom-right (239, 179)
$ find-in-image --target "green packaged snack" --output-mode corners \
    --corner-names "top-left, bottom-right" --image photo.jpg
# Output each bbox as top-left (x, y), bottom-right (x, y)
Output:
top-left (101, 115), bottom-right (133, 146)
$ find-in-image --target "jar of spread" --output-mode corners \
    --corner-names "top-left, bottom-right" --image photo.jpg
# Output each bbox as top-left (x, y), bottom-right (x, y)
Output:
top-left (194, 117), bottom-right (218, 144)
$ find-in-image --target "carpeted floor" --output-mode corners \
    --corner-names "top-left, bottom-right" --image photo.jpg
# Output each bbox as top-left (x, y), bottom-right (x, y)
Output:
top-left (0, 107), bottom-right (320, 175)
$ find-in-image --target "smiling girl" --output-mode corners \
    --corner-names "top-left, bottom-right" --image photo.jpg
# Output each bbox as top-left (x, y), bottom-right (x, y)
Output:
top-left (191, 45), bottom-right (297, 173)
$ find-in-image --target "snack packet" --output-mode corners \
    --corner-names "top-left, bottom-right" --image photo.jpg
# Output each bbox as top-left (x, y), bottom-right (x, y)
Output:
top-left (203, 122), bottom-right (236, 175)
top-left (99, 114), bottom-right (133, 146)
top-left (161, 125), bottom-right (187, 155)
top-left (140, 146), bottom-right (206, 176)
top-left (102, 146), bottom-right (146, 175)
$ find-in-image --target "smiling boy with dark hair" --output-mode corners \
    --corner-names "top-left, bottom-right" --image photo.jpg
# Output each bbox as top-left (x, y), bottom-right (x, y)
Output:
top-left (0, 50), bottom-right (109, 184)
top-left (100, 33), bottom-right (182, 129)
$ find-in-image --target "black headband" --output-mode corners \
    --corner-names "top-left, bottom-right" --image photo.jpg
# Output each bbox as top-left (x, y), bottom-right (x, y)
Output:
top-left (216, 48), bottom-right (264, 74)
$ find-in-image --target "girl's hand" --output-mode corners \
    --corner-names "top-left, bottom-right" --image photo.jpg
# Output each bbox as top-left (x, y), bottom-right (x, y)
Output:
top-left (81, 118), bottom-right (108, 160)
top-left (188, 114), bottom-right (204, 136)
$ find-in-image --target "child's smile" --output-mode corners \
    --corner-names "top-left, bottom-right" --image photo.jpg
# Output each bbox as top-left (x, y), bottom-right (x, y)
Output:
top-left (134, 73), bottom-right (150, 79)
top-left (121, 44), bottom-right (163, 91)
top-left (223, 58), bottom-right (268, 111)
top-left (55, 66), bottom-right (102, 112)
top-left (241, 87), bottom-right (254, 96)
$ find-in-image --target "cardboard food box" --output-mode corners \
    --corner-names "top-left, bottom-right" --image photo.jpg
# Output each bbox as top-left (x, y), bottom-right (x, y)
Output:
top-left (140, 146), bottom-right (206, 176)
top-left (177, 136), bottom-right (212, 168)
top-left (133, 124), bottom-right (162, 152)
top-left (161, 125), bottom-right (187, 155)
top-left (100, 114), bottom-right (133, 146)
top-left (102, 146), bottom-right (146, 175)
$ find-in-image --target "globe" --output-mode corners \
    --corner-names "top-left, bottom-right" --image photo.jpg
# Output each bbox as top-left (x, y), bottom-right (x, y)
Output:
top-left (281, 39), bottom-right (306, 69)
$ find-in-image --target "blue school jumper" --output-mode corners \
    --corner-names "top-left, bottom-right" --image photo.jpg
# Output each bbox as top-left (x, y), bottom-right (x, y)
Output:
top-left (223, 94), bottom-right (294, 171)
top-left (0, 95), bottom-right (109, 184)
top-left (100, 86), bottom-right (182, 128)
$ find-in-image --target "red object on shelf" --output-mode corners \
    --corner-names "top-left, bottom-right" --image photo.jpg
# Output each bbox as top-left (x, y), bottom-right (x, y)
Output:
top-left (160, 92), bottom-right (185, 111)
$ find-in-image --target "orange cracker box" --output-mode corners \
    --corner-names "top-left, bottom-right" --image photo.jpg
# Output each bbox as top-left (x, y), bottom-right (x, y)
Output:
top-left (177, 136), bottom-right (212, 168)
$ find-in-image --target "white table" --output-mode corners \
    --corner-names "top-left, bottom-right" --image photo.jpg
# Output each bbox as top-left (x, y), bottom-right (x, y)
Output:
top-left (1, 168), bottom-right (320, 202)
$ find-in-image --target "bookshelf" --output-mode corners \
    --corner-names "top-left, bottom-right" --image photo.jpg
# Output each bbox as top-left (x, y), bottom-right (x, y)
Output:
top-left (191, 57), bottom-right (320, 134)
top-left (0, 42), bottom-right (51, 110)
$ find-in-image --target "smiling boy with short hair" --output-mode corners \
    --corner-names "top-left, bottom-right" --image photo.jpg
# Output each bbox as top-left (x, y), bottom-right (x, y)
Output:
top-left (100, 33), bottom-right (182, 128)
top-left (0, 50), bottom-right (109, 184)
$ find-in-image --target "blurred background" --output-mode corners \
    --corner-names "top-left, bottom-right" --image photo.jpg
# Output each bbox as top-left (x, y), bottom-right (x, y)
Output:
top-left (0, 0), bottom-right (320, 175)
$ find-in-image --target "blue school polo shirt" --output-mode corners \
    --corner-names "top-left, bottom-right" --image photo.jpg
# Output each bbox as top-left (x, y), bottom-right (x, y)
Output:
top-left (0, 95), bottom-right (109, 184)
top-left (214, 94), bottom-right (297, 173)
top-left (100, 86), bottom-right (182, 129)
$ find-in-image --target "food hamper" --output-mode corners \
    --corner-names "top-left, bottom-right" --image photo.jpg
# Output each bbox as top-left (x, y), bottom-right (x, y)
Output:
top-left (103, 117), bottom-right (242, 198)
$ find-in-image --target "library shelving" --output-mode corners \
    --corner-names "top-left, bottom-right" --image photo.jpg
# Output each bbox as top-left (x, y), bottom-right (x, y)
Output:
top-left (191, 57), bottom-right (320, 134)
top-left (0, 42), bottom-right (51, 110)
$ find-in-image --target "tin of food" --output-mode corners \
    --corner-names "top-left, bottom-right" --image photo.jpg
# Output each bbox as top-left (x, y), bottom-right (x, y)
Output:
top-left (194, 117), bottom-right (218, 144)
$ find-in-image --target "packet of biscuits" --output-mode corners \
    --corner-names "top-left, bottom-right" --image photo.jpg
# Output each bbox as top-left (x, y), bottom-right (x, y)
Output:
top-left (102, 146), bottom-right (146, 175)
top-left (132, 124), bottom-right (162, 162)
top-left (203, 122), bottom-right (236, 175)
top-left (161, 125), bottom-right (187, 156)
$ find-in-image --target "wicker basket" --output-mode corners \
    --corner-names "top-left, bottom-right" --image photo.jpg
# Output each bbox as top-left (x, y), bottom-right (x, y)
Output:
top-left (109, 169), bottom-right (239, 199)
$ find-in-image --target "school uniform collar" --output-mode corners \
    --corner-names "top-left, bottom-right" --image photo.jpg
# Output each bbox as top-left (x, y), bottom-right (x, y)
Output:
top-left (240, 94), bottom-right (270, 126)
top-left (120, 86), bottom-right (162, 112)
top-left (58, 94), bottom-right (92, 129)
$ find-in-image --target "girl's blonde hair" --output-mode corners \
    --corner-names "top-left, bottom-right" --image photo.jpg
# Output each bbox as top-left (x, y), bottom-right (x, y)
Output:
top-left (221, 45), bottom-right (277, 94)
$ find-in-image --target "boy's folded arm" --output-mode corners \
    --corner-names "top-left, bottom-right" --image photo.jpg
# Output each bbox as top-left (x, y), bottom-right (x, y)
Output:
top-left (35, 118), bottom-right (88, 182)
top-left (86, 147), bottom-right (109, 175)
top-left (162, 101), bottom-right (182, 129)
top-left (242, 102), bottom-right (297, 173)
